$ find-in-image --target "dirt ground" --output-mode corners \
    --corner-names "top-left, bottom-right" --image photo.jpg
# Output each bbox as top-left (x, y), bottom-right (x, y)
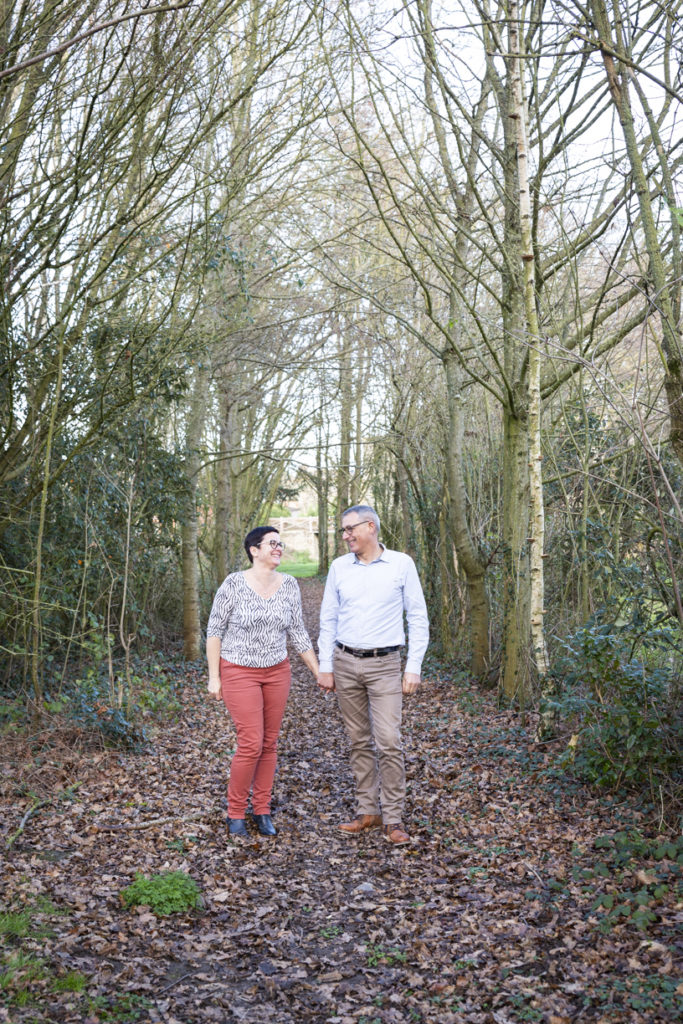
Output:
top-left (1, 578), bottom-right (681, 1023)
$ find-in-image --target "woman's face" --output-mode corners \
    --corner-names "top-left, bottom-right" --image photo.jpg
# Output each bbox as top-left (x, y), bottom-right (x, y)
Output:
top-left (252, 532), bottom-right (283, 568)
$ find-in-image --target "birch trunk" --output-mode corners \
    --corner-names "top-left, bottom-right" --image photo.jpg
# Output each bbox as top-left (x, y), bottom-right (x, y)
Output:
top-left (501, 408), bottom-right (531, 702)
top-left (508, 1), bottom-right (553, 737)
top-left (498, 39), bottom-right (532, 703)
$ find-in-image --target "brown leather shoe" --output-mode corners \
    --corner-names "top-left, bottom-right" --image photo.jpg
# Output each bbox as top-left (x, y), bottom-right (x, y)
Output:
top-left (384, 823), bottom-right (410, 845)
top-left (338, 814), bottom-right (383, 836)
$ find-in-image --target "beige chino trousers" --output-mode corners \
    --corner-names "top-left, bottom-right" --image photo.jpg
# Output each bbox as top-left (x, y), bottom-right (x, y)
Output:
top-left (333, 646), bottom-right (405, 824)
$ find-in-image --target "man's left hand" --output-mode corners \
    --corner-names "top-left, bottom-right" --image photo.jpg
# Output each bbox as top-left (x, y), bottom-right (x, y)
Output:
top-left (402, 672), bottom-right (420, 695)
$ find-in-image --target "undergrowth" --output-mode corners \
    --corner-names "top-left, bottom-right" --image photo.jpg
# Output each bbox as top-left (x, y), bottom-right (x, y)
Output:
top-left (120, 871), bottom-right (202, 915)
top-left (553, 607), bottom-right (681, 823)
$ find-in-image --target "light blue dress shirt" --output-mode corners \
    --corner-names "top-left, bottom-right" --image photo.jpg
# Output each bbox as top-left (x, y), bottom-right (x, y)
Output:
top-left (318, 545), bottom-right (429, 675)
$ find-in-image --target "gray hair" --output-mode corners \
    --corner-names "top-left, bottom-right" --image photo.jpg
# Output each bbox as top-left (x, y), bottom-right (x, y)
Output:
top-left (342, 504), bottom-right (380, 534)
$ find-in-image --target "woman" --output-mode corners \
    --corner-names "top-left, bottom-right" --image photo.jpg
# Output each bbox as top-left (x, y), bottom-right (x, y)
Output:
top-left (206, 526), bottom-right (319, 838)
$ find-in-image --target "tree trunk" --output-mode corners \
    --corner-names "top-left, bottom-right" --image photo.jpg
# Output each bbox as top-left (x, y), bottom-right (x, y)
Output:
top-left (444, 351), bottom-right (490, 678)
top-left (509, 1), bottom-right (553, 736)
top-left (397, 451), bottom-right (416, 561)
top-left (181, 366), bottom-right (206, 660)
top-left (501, 407), bottom-right (531, 703)
top-left (336, 327), bottom-right (353, 553)
top-left (438, 488), bottom-right (457, 662)
top-left (498, 31), bottom-right (532, 705)
top-left (316, 430), bottom-right (330, 575)
top-left (30, 327), bottom-right (65, 717)
top-left (590, 0), bottom-right (683, 468)
top-left (215, 375), bottom-right (242, 584)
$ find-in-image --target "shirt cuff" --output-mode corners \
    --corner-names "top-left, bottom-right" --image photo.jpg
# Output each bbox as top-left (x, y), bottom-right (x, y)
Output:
top-left (405, 659), bottom-right (422, 676)
top-left (319, 660), bottom-right (333, 674)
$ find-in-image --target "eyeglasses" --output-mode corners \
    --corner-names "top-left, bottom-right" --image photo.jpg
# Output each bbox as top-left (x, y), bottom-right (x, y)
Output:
top-left (339, 520), bottom-right (372, 537)
top-left (262, 539), bottom-right (286, 550)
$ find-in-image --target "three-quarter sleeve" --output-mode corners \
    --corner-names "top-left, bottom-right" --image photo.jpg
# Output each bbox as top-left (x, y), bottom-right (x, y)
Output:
top-left (285, 577), bottom-right (313, 653)
top-left (206, 576), bottom-right (234, 638)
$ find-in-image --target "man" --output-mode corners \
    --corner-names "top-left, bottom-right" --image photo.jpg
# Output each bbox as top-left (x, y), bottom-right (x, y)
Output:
top-left (317, 505), bottom-right (429, 845)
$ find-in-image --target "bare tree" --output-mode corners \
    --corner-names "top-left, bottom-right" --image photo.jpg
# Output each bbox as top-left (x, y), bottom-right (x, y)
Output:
top-left (310, 0), bottom-right (676, 702)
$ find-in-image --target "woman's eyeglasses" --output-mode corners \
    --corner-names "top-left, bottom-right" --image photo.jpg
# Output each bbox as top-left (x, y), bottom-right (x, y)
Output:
top-left (263, 539), bottom-right (285, 550)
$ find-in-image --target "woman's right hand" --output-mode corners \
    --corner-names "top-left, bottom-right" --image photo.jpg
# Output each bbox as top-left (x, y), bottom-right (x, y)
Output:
top-left (207, 676), bottom-right (222, 700)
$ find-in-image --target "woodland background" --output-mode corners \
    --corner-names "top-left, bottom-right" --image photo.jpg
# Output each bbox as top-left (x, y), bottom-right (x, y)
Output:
top-left (1, 3), bottom-right (682, 1021)
top-left (1, 2), bottom-right (681, 822)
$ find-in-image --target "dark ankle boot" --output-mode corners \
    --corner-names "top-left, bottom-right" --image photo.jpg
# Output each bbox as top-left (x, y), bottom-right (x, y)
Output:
top-left (253, 814), bottom-right (277, 836)
top-left (228, 817), bottom-right (248, 838)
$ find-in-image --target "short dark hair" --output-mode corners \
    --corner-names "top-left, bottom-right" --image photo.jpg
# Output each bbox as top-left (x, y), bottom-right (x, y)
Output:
top-left (243, 525), bottom-right (279, 563)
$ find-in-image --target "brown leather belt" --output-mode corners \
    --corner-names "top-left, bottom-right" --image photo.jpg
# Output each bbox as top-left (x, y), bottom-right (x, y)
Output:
top-left (335, 642), bottom-right (400, 658)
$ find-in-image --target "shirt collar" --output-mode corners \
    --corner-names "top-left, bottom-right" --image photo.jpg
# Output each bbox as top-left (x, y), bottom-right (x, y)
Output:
top-left (353, 543), bottom-right (389, 565)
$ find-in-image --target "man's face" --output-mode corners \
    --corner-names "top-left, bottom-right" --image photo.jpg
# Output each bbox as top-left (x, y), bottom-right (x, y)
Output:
top-left (340, 514), bottom-right (373, 556)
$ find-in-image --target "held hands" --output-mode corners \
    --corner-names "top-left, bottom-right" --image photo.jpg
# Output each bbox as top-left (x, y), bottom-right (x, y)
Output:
top-left (207, 676), bottom-right (222, 701)
top-left (317, 671), bottom-right (335, 693)
top-left (316, 672), bottom-right (418, 694)
top-left (402, 672), bottom-right (420, 695)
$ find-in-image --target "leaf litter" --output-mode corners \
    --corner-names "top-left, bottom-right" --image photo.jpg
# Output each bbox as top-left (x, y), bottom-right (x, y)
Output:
top-left (1, 579), bottom-right (680, 1023)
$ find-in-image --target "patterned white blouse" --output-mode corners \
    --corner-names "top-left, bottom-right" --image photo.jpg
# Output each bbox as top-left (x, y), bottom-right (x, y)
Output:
top-left (206, 572), bottom-right (312, 668)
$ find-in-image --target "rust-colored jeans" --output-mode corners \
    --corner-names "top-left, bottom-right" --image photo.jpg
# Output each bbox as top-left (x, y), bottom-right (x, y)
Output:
top-left (333, 646), bottom-right (405, 823)
top-left (220, 657), bottom-right (291, 817)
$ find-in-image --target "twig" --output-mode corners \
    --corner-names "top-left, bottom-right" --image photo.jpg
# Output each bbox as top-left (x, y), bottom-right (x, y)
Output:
top-left (0, 3), bottom-right (195, 82)
top-left (97, 811), bottom-right (208, 831)
top-left (5, 800), bottom-right (48, 850)
top-left (525, 862), bottom-right (548, 890)
top-left (159, 972), bottom-right (196, 993)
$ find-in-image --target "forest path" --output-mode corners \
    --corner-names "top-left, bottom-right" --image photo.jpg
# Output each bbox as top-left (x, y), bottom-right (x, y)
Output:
top-left (1, 578), bottom-right (680, 1024)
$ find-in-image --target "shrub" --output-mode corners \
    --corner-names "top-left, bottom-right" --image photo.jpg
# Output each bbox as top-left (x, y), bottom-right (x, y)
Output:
top-left (120, 871), bottom-right (202, 915)
top-left (555, 614), bottom-right (681, 794)
top-left (135, 662), bottom-right (183, 719)
top-left (68, 671), bottom-right (147, 750)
